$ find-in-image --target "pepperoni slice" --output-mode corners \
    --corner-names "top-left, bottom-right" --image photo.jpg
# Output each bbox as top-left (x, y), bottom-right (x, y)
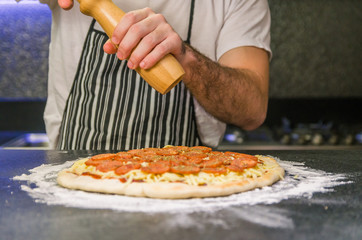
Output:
top-left (182, 151), bottom-right (208, 159)
top-left (90, 153), bottom-right (117, 161)
top-left (230, 157), bottom-right (258, 169)
top-left (190, 146), bottom-right (212, 153)
top-left (224, 151), bottom-right (238, 156)
top-left (225, 152), bottom-right (257, 160)
top-left (209, 154), bottom-right (233, 165)
top-left (169, 146), bottom-right (190, 153)
top-left (141, 162), bottom-right (170, 174)
top-left (234, 155), bottom-right (258, 162)
top-left (128, 148), bottom-right (158, 157)
top-left (231, 158), bottom-right (258, 168)
top-left (165, 155), bottom-right (189, 166)
top-left (113, 157), bottom-right (135, 164)
top-left (241, 159), bottom-right (258, 168)
top-left (170, 165), bottom-right (200, 174)
top-left (207, 151), bottom-right (224, 159)
top-left (208, 152), bottom-right (225, 160)
top-left (139, 154), bottom-right (162, 162)
top-left (224, 152), bottom-right (258, 167)
top-left (231, 158), bottom-right (246, 167)
top-left (115, 163), bottom-right (141, 175)
top-left (167, 155), bottom-right (188, 161)
top-left (203, 159), bottom-right (223, 168)
top-left (96, 161), bottom-right (125, 172)
top-left (85, 159), bottom-right (107, 166)
top-left (115, 152), bottom-right (133, 160)
top-left (127, 149), bottom-right (143, 155)
top-left (188, 157), bottom-right (204, 165)
top-left (156, 148), bottom-right (179, 156)
top-left (202, 167), bottom-right (227, 174)
top-left (208, 151), bottom-right (224, 156)
top-left (227, 164), bottom-right (245, 172)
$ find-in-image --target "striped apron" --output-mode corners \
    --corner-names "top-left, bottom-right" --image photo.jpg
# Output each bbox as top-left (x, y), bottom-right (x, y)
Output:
top-left (57, 1), bottom-right (198, 151)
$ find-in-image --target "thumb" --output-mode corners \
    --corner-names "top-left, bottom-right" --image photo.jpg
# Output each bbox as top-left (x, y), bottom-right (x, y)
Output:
top-left (58, 0), bottom-right (74, 10)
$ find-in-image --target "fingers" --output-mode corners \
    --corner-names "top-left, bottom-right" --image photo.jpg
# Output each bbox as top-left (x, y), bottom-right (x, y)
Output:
top-left (135, 29), bottom-right (182, 69)
top-left (123, 16), bottom-right (170, 69)
top-left (117, 13), bottom-right (160, 62)
top-left (111, 8), bottom-right (153, 45)
top-left (58, 0), bottom-right (74, 10)
top-left (108, 7), bottom-right (183, 70)
top-left (103, 40), bottom-right (118, 54)
top-left (130, 27), bottom-right (168, 69)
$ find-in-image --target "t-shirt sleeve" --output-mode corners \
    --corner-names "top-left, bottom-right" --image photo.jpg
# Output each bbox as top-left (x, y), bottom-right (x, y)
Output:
top-left (216, 0), bottom-right (271, 60)
top-left (194, 0), bottom-right (271, 148)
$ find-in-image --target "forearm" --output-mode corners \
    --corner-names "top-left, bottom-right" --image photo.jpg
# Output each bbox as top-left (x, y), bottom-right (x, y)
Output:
top-left (178, 44), bottom-right (268, 130)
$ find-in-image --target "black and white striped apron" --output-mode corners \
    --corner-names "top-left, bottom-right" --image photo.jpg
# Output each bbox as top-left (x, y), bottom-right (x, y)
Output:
top-left (57, 1), bottom-right (198, 150)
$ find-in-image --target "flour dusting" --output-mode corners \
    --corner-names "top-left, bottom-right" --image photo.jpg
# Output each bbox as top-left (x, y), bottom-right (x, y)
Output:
top-left (13, 157), bottom-right (350, 214)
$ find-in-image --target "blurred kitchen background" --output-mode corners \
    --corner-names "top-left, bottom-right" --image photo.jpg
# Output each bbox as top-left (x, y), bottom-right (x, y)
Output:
top-left (0, 0), bottom-right (361, 149)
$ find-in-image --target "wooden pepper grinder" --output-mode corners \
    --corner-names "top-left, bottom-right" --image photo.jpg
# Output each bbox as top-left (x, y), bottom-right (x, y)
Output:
top-left (77, 0), bottom-right (185, 94)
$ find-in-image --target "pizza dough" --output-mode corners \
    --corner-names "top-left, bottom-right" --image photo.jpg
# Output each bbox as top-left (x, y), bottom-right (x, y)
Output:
top-left (57, 147), bottom-right (284, 199)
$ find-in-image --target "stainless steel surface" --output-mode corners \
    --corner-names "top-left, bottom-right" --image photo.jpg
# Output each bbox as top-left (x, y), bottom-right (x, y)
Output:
top-left (1, 149), bottom-right (361, 240)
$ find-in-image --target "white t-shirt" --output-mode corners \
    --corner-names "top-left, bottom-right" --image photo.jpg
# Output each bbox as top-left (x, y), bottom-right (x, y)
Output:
top-left (41, 0), bottom-right (271, 149)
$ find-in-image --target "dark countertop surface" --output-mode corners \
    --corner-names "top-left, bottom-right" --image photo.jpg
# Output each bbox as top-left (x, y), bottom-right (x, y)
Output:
top-left (1, 149), bottom-right (361, 240)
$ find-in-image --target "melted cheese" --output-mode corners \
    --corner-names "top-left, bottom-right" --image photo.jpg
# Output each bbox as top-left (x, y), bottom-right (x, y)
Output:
top-left (69, 155), bottom-right (280, 186)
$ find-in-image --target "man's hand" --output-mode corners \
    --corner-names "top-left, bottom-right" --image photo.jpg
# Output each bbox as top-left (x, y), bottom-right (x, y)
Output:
top-left (58, 0), bottom-right (74, 10)
top-left (103, 7), bottom-right (184, 70)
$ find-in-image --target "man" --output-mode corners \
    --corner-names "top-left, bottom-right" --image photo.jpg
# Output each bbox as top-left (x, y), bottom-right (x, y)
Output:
top-left (41, 0), bottom-right (271, 150)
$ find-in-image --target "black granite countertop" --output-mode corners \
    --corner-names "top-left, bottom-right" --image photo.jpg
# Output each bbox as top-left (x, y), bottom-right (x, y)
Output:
top-left (0, 149), bottom-right (361, 240)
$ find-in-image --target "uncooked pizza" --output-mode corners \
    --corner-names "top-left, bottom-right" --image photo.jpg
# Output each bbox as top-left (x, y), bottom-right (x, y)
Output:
top-left (57, 146), bottom-right (285, 199)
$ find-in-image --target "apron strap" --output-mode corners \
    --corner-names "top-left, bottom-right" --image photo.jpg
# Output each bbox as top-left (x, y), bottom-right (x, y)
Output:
top-left (185, 0), bottom-right (195, 44)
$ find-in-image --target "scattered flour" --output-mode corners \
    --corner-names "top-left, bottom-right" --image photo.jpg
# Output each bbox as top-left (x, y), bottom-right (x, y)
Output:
top-left (13, 157), bottom-right (350, 215)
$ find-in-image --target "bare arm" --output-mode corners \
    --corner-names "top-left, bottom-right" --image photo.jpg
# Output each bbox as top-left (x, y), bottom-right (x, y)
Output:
top-left (178, 44), bottom-right (269, 130)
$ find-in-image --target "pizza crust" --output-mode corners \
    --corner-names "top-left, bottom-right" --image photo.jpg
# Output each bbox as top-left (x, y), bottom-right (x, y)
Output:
top-left (57, 155), bottom-right (285, 199)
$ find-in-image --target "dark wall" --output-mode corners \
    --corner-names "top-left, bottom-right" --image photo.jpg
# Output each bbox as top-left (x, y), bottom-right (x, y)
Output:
top-left (269, 0), bottom-right (362, 98)
top-left (0, 2), bottom-right (50, 99)
top-left (0, 99), bottom-right (46, 131)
